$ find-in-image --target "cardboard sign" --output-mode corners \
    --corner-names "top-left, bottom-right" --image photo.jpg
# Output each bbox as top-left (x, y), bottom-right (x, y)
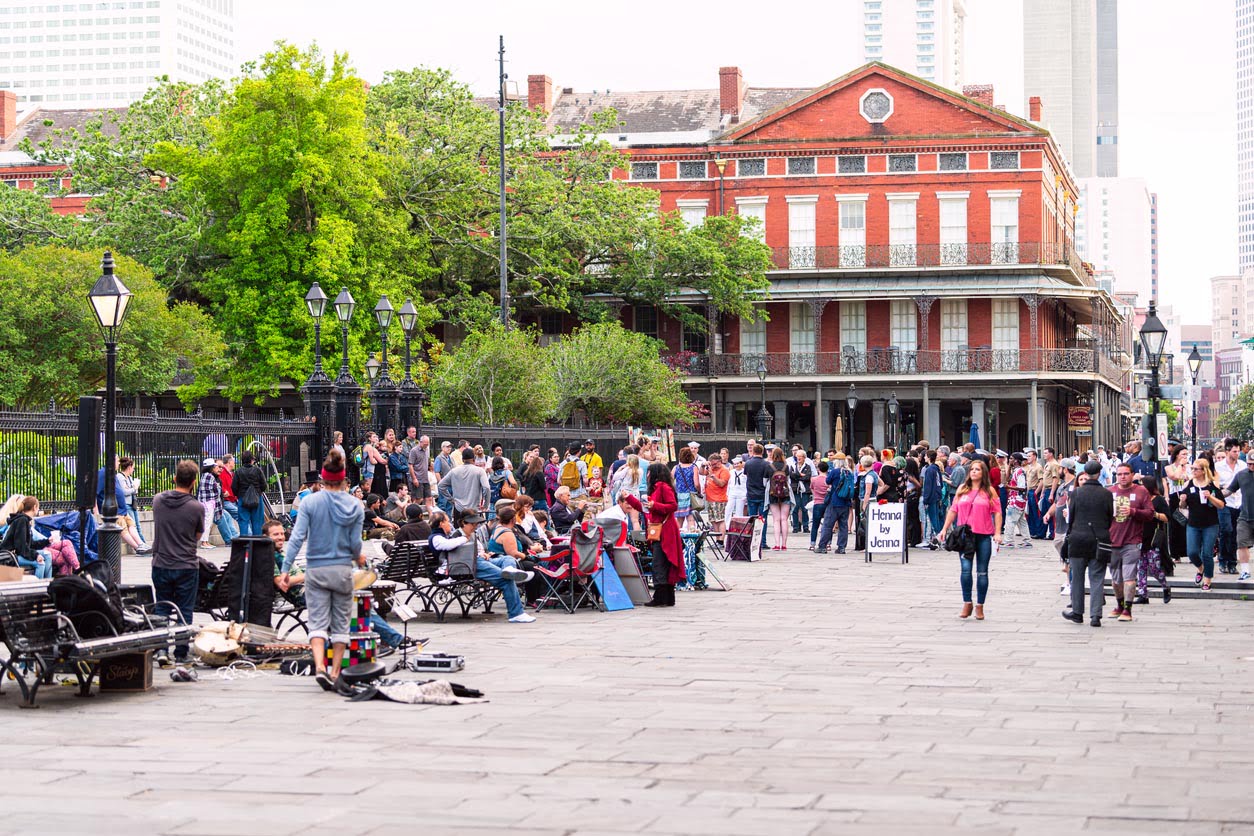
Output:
top-left (865, 502), bottom-right (907, 563)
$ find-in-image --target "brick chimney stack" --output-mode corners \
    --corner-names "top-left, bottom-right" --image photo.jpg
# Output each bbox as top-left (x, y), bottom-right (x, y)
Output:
top-left (962, 84), bottom-right (994, 109)
top-left (0, 91), bottom-right (16, 143)
top-left (527, 74), bottom-right (553, 114)
top-left (1028, 95), bottom-right (1043, 122)
top-left (719, 66), bottom-right (745, 120)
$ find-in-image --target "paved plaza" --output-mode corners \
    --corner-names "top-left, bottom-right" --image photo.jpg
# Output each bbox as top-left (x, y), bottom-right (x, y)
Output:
top-left (3, 538), bottom-right (1254, 835)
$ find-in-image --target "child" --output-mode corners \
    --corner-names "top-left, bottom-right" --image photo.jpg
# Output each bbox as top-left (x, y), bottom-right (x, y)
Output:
top-left (586, 466), bottom-right (605, 510)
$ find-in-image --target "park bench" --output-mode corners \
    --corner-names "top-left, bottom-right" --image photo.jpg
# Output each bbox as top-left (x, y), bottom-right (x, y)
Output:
top-left (195, 555), bottom-right (308, 639)
top-left (381, 541), bottom-right (500, 622)
top-left (0, 579), bottom-right (195, 708)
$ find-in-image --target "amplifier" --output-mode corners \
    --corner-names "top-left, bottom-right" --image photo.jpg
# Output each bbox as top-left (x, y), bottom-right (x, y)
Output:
top-left (405, 653), bottom-right (465, 673)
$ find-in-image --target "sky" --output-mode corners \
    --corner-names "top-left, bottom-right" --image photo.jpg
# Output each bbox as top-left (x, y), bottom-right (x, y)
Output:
top-left (237, 0), bottom-right (1235, 323)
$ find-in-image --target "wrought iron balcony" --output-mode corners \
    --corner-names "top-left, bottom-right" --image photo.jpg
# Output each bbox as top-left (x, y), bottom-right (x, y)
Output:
top-left (770, 242), bottom-right (1089, 283)
top-left (665, 347), bottom-right (1117, 383)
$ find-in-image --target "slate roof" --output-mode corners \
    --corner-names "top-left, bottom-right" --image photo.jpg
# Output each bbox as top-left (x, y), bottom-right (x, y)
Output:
top-left (546, 87), bottom-right (810, 141)
top-left (1, 107), bottom-right (127, 152)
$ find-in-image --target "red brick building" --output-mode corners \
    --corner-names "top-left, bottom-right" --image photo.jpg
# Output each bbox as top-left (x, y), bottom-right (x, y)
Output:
top-left (532, 63), bottom-right (1124, 452)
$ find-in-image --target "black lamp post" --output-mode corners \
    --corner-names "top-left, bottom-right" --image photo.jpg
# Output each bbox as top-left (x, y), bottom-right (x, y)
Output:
top-left (887, 391), bottom-right (900, 449)
top-left (396, 297), bottom-right (423, 433)
top-left (369, 295), bottom-right (399, 435)
top-left (332, 287), bottom-right (361, 456)
top-left (1139, 303), bottom-right (1168, 465)
top-left (365, 353), bottom-right (379, 384)
top-left (87, 251), bottom-right (132, 585)
top-left (846, 383), bottom-right (858, 455)
top-left (1188, 343), bottom-right (1203, 461)
top-left (755, 358), bottom-right (772, 442)
top-left (301, 282), bottom-right (336, 464)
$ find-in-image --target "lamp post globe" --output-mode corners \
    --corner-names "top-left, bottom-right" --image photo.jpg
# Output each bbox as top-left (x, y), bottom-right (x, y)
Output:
top-left (86, 251), bottom-right (132, 585)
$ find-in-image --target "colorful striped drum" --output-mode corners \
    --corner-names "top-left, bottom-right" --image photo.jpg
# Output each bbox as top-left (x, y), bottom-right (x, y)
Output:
top-left (325, 589), bottom-right (377, 668)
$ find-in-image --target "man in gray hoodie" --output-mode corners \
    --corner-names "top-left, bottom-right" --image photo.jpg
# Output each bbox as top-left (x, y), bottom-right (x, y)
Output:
top-left (437, 447), bottom-right (491, 516)
top-left (151, 459), bottom-right (205, 666)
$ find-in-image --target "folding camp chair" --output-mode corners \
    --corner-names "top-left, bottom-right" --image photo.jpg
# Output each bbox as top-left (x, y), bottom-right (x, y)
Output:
top-left (725, 516), bottom-right (759, 561)
top-left (690, 510), bottom-right (727, 561)
top-left (533, 520), bottom-right (604, 613)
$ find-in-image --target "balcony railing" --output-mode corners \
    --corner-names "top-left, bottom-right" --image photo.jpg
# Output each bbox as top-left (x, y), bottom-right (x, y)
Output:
top-left (773, 242), bottom-right (1087, 282)
top-left (668, 348), bottom-right (1115, 380)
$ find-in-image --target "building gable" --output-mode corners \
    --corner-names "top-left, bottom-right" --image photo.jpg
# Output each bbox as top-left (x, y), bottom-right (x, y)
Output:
top-left (722, 64), bottom-right (1039, 145)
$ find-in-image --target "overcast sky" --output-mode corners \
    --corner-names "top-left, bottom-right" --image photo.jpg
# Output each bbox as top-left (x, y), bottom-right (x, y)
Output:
top-left (238, 0), bottom-right (1233, 323)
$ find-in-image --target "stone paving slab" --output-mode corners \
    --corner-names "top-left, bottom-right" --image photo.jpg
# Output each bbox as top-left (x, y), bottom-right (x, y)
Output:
top-left (2, 540), bottom-right (1254, 834)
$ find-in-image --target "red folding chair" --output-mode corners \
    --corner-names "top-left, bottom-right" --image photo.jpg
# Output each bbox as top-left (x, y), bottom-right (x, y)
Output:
top-left (533, 520), bottom-right (604, 613)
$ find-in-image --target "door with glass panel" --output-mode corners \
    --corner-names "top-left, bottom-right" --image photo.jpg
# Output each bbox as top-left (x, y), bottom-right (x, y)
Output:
top-left (940, 299), bottom-right (967, 371)
top-left (741, 314), bottom-right (766, 376)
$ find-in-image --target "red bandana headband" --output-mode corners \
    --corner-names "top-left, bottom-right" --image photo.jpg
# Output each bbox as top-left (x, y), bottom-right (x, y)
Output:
top-left (320, 467), bottom-right (346, 481)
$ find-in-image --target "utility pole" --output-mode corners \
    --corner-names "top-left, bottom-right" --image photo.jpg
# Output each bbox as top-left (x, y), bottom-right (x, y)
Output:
top-left (498, 35), bottom-right (509, 329)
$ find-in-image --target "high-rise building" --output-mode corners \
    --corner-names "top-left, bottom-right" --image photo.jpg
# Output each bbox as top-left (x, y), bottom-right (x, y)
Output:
top-left (1181, 323), bottom-right (1215, 386)
top-left (0, 0), bottom-right (236, 109)
top-left (1212, 275), bottom-right (1247, 354)
top-left (1238, 0), bottom-right (1254, 271)
top-left (1094, 0), bottom-right (1118, 176)
top-left (1075, 177), bottom-right (1153, 304)
top-left (1023, 0), bottom-right (1118, 178)
top-left (855, 0), bottom-right (967, 89)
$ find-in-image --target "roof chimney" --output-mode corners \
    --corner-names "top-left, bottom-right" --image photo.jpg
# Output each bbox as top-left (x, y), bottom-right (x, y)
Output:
top-left (1028, 95), bottom-right (1043, 122)
top-left (719, 66), bottom-right (745, 121)
top-left (528, 74), bottom-right (554, 114)
top-left (0, 91), bottom-right (16, 143)
top-left (962, 84), bottom-right (994, 109)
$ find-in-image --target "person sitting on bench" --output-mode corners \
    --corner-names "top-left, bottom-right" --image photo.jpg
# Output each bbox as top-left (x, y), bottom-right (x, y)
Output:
top-left (0, 496), bottom-right (52, 579)
top-left (429, 510), bottom-right (538, 624)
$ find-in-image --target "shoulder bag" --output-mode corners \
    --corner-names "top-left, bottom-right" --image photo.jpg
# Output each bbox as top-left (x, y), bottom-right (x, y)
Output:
top-left (646, 521), bottom-right (664, 542)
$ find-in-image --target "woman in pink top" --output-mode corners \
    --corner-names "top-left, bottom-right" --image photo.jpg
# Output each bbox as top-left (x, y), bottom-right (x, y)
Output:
top-left (938, 459), bottom-right (1003, 621)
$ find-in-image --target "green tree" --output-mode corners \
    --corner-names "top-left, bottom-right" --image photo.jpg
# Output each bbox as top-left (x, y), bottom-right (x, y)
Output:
top-left (1215, 385), bottom-right (1254, 440)
top-left (548, 322), bottom-right (695, 426)
top-left (0, 246), bottom-right (225, 407)
top-left (426, 324), bottom-right (555, 425)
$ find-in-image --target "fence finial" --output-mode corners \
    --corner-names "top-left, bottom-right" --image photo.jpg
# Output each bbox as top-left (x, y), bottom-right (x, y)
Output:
top-left (278, 408), bottom-right (286, 422)
top-left (150, 401), bottom-right (159, 420)
top-left (47, 397), bottom-right (56, 414)
top-left (195, 403), bottom-right (204, 420)
top-left (239, 405), bottom-right (246, 423)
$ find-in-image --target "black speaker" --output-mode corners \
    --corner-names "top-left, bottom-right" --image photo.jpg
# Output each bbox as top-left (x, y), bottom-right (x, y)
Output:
top-left (223, 536), bottom-right (276, 627)
top-left (75, 396), bottom-right (103, 510)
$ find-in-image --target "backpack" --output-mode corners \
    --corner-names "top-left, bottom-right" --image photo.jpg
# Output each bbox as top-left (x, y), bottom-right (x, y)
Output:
top-left (352, 445), bottom-right (364, 466)
top-left (769, 467), bottom-right (791, 500)
top-left (559, 459), bottom-right (582, 490)
top-left (835, 468), bottom-right (858, 502)
top-left (49, 571), bottom-right (125, 638)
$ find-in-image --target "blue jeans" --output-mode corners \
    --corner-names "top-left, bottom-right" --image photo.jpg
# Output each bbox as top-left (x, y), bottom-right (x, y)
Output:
top-left (1038, 488), bottom-right (1056, 538)
top-left (371, 612), bottom-right (404, 647)
top-left (475, 555), bottom-right (524, 618)
top-left (237, 503), bottom-right (265, 537)
top-left (1026, 489), bottom-right (1044, 538)
top-left (924, 503), bottom-right (943, 541)
top-left (959, 533), bottom-right (993, 604)
top-left (791, 498), bottom-right (810, 532)
top-left (998, 488), bottom-right (1008, 532)
top-left (1219, 507), bottom-right (1238, 567)
top-left (1187, 524), bottom-right (1220, 579)
top-left (810, 499), bottom-right (827, 547)
top-left (126, 506), bottom-right (146, 543)
top-left (746, 498), bottom-right (768, 548)
top-left (18, 555), bottom-right (52, 579)
top-left (216, 508), bottom-right (238, 545)
top-left (817, 502), bottom-right (851, 552)
top-left (152, 566), bottom-right (198, 661)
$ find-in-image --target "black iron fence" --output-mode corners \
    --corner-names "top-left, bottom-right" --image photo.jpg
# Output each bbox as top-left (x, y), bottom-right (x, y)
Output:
top-left (0, 403), bottom-right (318, 511)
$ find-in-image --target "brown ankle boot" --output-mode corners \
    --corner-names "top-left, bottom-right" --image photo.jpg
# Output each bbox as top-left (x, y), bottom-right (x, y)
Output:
top-left (974, 604), bottom-right (985, 620)
top-left (960, 602), bottom-right (973, 618)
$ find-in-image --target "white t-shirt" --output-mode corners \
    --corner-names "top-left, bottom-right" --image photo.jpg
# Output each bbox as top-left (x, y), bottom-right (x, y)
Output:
top-left (1215, 458), bottom-right (1242, 509)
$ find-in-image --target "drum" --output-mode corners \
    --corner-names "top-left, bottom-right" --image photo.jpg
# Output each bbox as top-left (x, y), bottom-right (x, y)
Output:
top-left (367, 580), bottom-right (398, 617)
top-left (327, 631), bottom-right (378, 668)
top-left (349, 588), bottom-right (374, 633)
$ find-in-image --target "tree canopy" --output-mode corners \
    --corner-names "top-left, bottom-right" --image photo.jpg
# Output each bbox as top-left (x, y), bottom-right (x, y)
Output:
top-left (1214, 385), bottom-right (1254, 441)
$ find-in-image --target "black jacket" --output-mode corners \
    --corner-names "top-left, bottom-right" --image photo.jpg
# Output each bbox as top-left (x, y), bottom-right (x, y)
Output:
top-left (0, 514), bottom-right (48, 562)
top-left (1066, 482), bottom-right (1113, 560)
top-left (233, 464), bottom-right (267, 504)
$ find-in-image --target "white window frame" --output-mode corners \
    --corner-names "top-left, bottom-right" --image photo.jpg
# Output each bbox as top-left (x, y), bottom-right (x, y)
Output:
top-left (837, 194), bottom-right (868, 268)
top-left (676, 198), bottom-right (708, 229)
top-left (786, 195), bottom-right (817, 268)
top-left (790, 302), bottom-right (816, 373)
top-left (938, 191), bottom-right (968, 266)
top-left (740, 312), bottom-right (767, 375)
top-left (941, 299), bottom-right (967, 371)
top-left (887, 193), bottom-right (918, 267)
top-left (840, 301), bottom-right (867, 356)
top-left (991, 298), bottom-right (1019, 370)
top-left (734, 195), bottom-right (767, 242)
top-left (989, 190), bottom-right (1021, 264)
top-left (890, 300), bottom-right (917, 368)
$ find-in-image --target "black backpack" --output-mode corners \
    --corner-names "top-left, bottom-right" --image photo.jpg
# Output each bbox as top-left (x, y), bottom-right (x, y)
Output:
top-left (49, 572), bottom-right (125, 638)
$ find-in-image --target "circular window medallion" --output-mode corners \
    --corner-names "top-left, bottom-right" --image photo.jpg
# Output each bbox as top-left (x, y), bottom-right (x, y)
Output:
top-left (860, 89), bottom-right (894, 124)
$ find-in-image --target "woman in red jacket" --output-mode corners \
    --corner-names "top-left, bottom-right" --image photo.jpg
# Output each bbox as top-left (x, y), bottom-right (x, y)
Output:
top-left (644, 461), bottom-right (686, 607)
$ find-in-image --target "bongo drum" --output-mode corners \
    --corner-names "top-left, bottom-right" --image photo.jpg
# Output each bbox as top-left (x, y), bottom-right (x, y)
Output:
top-left (326, 589), bottom-right (379, 668)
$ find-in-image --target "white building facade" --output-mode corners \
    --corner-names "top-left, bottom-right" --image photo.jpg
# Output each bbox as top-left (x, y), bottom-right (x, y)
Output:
top-left (1212, 275), bottom-right (1247, 355)
top-left (849, 0), bottom-right (967, 89)
top-left (0, 0), bottom-right (235, 108)
top-left (1075, 176), bottom-right (1153, 305)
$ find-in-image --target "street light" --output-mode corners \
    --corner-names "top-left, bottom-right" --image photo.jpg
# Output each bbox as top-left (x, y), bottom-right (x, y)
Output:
top-left (1139, 302), bottom-right (1168, 465)
top-left (846, 384), bottom-right (858, 454)
top-left (368, 295), bottom-right (399, 434)
top-left (87, 251), bottom-right (132, 585)
top-left (713, 157), bottom-right (728, 215)
top-left (397, 298), bottom-right (419, 385)
top-left (887, 391), bottom-right (899, 449)
top-left (1188, 343), bottom-right (1203, 461)
top-left (365, 353), bottom-right (379, 383)
top-left (755, 358), bottom-right (772, 442)
top-left (333, 286), bottom-right (356, 382)
top-left (304, 282), bottom-right (329, 381)
top-left (396, 297), bottom-right (423, 433)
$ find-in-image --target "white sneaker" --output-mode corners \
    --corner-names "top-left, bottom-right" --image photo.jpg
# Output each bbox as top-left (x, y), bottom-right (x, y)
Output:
top-left (508, 613), bottom-right (536, 623)
top-left (501, 567), bottom-right (535, 583)
top-left (199, 542), bottom-right (214, 549)
top-left (1241, 572), bottom-right (1251, 582)
top-left (1062, 584), bottom-right (1071, 596)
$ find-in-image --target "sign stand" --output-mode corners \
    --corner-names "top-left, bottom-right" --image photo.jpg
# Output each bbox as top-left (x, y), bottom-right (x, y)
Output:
top-left (864, 502), bottom-right (908, 565)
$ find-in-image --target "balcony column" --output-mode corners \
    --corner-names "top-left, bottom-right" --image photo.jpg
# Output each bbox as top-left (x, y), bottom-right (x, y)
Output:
top-left (709, 384), bottom-right (718, 432)
top-left (1092, 382), bottom-right (1102, 449)
top-left (927, 398), bottom-right (941, 447)
top-left (988, 399), bottom-right (1000, 451)
top-left (809, 298), bottom-right (830, 368)
top-left (971, 398), bottom-right (986, 449)
top-left (773, 400), bottom-right (789, 442)
top-left (815, 383), bottom-right (825, 452)
top-left (720, 401), bottom-right (735, 435)
top-left (914, 294), bottom-right (937, 369)
top-left (1019, 293), bottom-right (1040, 371)
top-left (1089, 297), bottom-right (1102, 376)
top-left (872, 400), bottom-right (886, 450)
top-left (1029, 382), bottom-right (1039, 449)
top-left (920, 381), bottom-right (929, 444)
